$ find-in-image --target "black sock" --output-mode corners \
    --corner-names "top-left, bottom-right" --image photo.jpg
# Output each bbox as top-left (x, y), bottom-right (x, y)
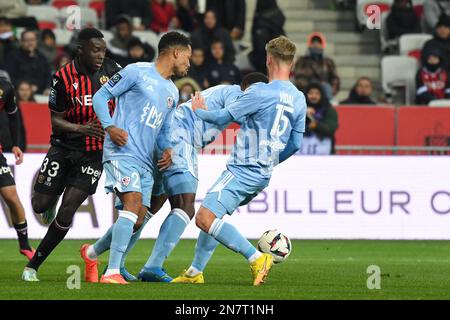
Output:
top-left (26, 219), bottom-right (70, 271)
top-left (14, 221), bottom-right (32, 251)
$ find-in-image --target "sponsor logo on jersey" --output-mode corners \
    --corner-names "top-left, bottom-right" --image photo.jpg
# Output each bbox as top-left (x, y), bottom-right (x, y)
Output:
top-left (122, 176), bottom-right (130, 187)
top-left (0, 166), bottom-right (12, 175)
top-left (81, 166), bottom-right (102, 185)
top-left (108, 73), bottom-right (122, 87)
top-left (167, 96), bottom-right (174, 108)
top-left (99, 75), bottom-right (109, 85)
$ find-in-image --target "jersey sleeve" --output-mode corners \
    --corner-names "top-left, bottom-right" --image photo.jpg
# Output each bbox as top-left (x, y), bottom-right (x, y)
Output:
top-left (48, 74), bottom-right (68, 113)
top-left (103, 65), bottom-right (138, 97)
top-left (293, 93), bottom-right (307, 133)
top-left (226, 83), bottom-right (262, 121)
top-left (3, 81), bottom-right (18, 114)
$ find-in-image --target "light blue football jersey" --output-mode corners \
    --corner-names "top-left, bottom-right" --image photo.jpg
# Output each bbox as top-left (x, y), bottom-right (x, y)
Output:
top-left (226, 80), bottom-right (306, 185)
top-left (161, 84), bottom-right (242, 175)
top-left (102, 62), bottom-right (179, 171)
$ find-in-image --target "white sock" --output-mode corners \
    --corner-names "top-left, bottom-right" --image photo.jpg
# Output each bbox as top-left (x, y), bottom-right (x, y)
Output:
top-left (186, 266), bottom-right (201, 277)
top-left (86, 245), bottom-right (98, 260)
top-left (248, 251), bottom-right (262, 263)
top-left (104, 269), bottom-right (120, 276)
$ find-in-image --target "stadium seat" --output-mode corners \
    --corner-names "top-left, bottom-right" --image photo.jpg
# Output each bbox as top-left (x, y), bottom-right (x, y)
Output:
top-left (356, 0), bottom-right (393, 28)
top-left (53, 28), bottom-right (73, 46)
top-left (89, 0), bottom-right (105, 18)
top-left (26, 5), bottom-right (60, 25)
top-left (413, 4), bottom-right (424, 18)
top-left (134, 30), bottom-right (160, 49)
top-left (34, 94), bottom-right (50, 104)
top-left (59, 7), bottom-right (98, 29)
top-left (428, 99), bottom-right (450, 108)
top-left (38, 21), bottom-right (58, 30)
top-left (382, 56), bottom-right (418, 104)
top-left (399, 34), bottom-right (432, 56)
top-left (52, 0), bottom-right (79, 10)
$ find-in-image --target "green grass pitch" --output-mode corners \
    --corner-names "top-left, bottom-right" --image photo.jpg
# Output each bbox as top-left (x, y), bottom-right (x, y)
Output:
top-left (0, 239), bottom-right (449, 299)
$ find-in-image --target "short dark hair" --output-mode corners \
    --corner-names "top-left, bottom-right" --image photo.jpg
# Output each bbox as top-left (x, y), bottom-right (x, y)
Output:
top-left (158, 31), bottom-right (191, 55)
top-left (240, 72), bottom-right (269, 90)
top-left (20, 29), bottom-right (37, 40)
top-left (78, 27), bottom-right (104, 42)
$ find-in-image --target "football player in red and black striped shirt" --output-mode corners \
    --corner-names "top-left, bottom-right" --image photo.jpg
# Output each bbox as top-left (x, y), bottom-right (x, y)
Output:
top-left (23, 28), bottom-right (121, 281)
top-left (0, 74), bottom-right (35, 260)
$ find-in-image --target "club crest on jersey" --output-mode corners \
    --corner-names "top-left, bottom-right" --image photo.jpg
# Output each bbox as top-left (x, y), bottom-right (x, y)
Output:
top-left (99, 75), bottom-right (109, 85)
top-left (122, 176), bottom-right (131, 187)
top-left (108, 73), bottom-right (122, 87)
top-left (167, 96), bottom-right (174, 108)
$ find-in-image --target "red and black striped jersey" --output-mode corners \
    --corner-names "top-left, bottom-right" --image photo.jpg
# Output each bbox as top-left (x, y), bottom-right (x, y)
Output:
top-left (49, 57), bottom-right (121, 152)
top-left (0, 78), bottom-right (18, 154)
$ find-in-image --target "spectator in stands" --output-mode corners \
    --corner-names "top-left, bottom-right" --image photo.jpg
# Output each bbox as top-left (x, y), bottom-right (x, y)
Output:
top-left (300, 82), bottom-right (338, 155)
top-left (188, 47), bottom-right (208, 89)
top-left (0, 17), bottom-right (18, 68)
top-left (39, 29), bottom-right (60, 72)
top-left (124, 38), bottom-right (155, 66)
top-left (423, 0), bottom-right (450, 34)
top-left (191, 9), bottom-right (235, 64)
top-left (207, 0), bottom-right (246, 41)
top-left (386, 0), bottom-right (422, 40)
top-left (107, 15), bottom-right (141, 66)
top-left (176, 0), bottom-right (199, 32)
top-left (0, 18), bottom-right (18, 64)
top-left (415, 48), bottom-right (450, 105)
top-left (206, 39), bottom-right (241, 87)
top-left (16, 80), bottom-right (35, 103)
top-left (106, 0), bottom-right (152, 30)
top-left (340, 77), bottom-right (377, 105)
top-left (175, 77), bottom-right (201, 104)
top-left (5, 30), bottom-right (51, 94)
top-left (294, 32), bottom-right (340, 99)
top-left (248, 0), bottom-right (285, 74)
top-left (150, 0), bottom-right (179, 33)
top-left (422, 14), bottom-right (450, 70)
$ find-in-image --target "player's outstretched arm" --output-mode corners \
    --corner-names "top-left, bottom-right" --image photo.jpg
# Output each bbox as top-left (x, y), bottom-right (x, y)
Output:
top-left (278, 130), bottom-right (303, 164)
top-left (7, 110), bottom-right (23, 165)
top-left (195, 108), bottom-right (233, 126)
top-left (92, 86), bottom-right (128, 146)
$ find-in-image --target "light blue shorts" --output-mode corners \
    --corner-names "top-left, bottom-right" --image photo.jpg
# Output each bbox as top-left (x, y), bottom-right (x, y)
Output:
top-left (104, 160), bottom-right (153, 209)
top-left (202, 170), bottom-right (267, 219)
top-left (153, 169), bottom-right (198, 197)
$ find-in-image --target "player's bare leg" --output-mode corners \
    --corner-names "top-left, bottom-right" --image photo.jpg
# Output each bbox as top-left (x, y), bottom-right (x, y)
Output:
top-left (31, 191), bottom-right (60, 225)
top-left (23, 187), bottom-right (89, 281)
top-left (0, 185), bottom-right (34, 260)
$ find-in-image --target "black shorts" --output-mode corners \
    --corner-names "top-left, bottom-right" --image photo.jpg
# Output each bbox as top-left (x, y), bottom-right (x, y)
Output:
top-left (34, 146), bottom-right (103, 196)
top-left (0, 153), bottom-right (15, 188)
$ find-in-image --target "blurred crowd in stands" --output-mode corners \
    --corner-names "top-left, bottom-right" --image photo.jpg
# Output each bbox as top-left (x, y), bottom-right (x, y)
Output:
top-left (1, 0), bottom-right (450, 155)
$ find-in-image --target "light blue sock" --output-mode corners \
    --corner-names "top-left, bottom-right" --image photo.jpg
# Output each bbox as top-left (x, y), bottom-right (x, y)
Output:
top-left (107, 211), bottom-right (137, 272)
top-left (144, 208), bottom-right (190, 270)
top-left (191, 230), bottom-right (219, 272)
top-left (93, 225), bottom-right (113, 257)
top-left (209, 218), bottom-right (257, 260)
top-left (120, 211), bottom-right (153, 268)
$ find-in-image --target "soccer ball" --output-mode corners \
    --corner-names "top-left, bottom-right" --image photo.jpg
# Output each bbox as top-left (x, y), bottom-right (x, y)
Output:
top-left (257, 230), bottom-right (292, 264)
